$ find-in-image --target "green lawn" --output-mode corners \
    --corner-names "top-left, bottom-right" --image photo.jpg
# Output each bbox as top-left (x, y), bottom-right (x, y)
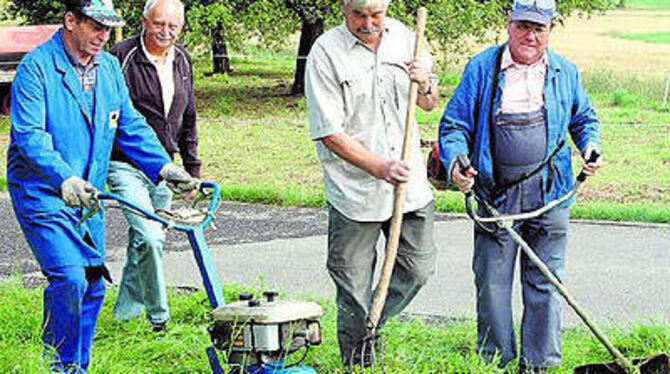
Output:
top-left (608, 30), bottom-right (670, 45)
top-left (1, 278), bottom-right (669, 373)
top-left (625, 0), bottom-right (670, 9)
top-left (1, 50), bottom-right (669, 222)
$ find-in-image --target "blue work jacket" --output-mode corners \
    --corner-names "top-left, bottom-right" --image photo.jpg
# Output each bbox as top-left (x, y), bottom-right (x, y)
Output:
top-left (7, 29), bottom-right (171, 269)
top-left (438, 45), bottom-right (600, 206)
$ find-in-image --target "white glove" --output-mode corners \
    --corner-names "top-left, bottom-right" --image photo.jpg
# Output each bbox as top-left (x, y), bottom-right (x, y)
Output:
top-left (160, 163), bottom-right (199, 193)
top-left (61, 177), bottom-right (97, 209)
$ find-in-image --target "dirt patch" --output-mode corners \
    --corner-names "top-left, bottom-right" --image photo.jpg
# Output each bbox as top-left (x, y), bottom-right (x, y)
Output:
top-left (579, 182), bottom-right (670, 203)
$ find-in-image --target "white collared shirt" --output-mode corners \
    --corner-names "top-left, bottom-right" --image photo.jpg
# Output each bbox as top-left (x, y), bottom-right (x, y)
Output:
top-left (141, 35), bottom-right (175, 117)
top-left (305, 18), bottom-right (435, 222)
top-left (500, 45), bottom-right (548, 114)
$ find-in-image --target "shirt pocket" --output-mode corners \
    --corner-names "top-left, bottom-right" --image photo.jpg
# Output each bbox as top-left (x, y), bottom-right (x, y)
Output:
top-left (339, 65), bottom-right (374, 122)
top-left (386, 62), bottom-right (410, 111)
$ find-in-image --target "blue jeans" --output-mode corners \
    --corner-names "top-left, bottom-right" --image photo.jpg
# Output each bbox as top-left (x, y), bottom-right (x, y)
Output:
top-left (107, 161), bottom-right (172, 324)
top-left (42, 266), bottom-right (106, 373)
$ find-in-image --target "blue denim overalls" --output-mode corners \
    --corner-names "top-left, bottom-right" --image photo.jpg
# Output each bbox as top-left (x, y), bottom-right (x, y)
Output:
top-left (473, 109), bottom-right (569, 369)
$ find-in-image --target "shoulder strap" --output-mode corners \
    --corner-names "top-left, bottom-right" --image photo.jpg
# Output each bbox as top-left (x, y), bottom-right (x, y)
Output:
top-left (486, 45), bottom-right (505, 186)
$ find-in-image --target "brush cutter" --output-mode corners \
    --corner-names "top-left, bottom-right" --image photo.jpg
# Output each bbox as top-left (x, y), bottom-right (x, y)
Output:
top-left (78, 182), bottom-right (323, 374)
top-left (346, 7), bottom-right (429, 374)
top-left (456, 154), bottom-right (669, 374)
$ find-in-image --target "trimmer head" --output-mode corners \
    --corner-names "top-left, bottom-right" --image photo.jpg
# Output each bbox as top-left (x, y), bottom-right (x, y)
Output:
top-left (573, 353), bottom-right (670, 374)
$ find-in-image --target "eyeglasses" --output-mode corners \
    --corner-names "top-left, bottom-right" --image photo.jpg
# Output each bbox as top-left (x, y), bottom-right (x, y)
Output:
top-left (512, 21), bottom-right (551, 38)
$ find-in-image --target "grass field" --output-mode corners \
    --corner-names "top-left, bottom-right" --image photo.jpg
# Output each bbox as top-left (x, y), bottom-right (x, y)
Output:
top-left (1, 9), bottom-right (669, 223)
top-left (608, 30), bottom-right (670, 45)
top-left (1, 278), bottom-right (669, 373)
top-left (625, 0), bottom-right (670, 9)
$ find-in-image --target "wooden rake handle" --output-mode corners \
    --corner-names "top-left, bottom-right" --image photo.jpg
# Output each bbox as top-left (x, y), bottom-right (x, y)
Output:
top-left (367, 7), bottom-right (428, 334)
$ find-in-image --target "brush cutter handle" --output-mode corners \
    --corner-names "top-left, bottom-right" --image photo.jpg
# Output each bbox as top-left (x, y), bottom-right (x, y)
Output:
top-left (576, 149), bottom-right (601, 183)
top-left (456, 154), bottom-right (473, 180)
top-left (465, 150), bottom-right (602, 224)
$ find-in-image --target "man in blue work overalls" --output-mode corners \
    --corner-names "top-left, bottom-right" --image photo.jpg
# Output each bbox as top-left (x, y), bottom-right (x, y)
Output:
top-left (438, 0), bottom-right (602, 372)
top-left (7, 0), bottom-right (197, 372)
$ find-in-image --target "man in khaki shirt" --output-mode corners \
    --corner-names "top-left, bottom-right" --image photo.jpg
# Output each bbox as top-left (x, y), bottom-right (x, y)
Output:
top-left (305, 0), bottom-right (439, 365)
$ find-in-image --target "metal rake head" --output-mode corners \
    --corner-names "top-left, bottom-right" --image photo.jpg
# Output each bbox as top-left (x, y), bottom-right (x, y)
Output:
top-left (347, 334), bottom-right (385, 374)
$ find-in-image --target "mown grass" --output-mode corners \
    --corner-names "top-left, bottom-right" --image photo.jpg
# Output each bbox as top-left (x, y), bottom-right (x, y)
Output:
top-left (191, 51), bottom-right (669, 223)
top-left (607, 30), bottom-right (670, 45)
top-left (625, 0), bottom-right (670, 9)
top-left (1, 12), bottom-right (670, 222)
top-left (2, 55), bottom-right (668, 222)
top-left (1, 278), bottom-right (669, 373)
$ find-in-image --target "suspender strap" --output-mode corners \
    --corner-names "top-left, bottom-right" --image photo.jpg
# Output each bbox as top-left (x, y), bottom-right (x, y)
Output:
top-left (486, 45), bottom-right (505, 168)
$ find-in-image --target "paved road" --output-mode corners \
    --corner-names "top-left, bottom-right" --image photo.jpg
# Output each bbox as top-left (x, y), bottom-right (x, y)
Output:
top-left (2, 194), bottom-right (670, 327)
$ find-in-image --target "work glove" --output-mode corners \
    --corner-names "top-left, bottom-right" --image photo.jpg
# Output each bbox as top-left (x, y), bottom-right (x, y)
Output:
top-left (160, 163), bottom-right (199, 193)
top-left (61, 176), bottom-right (98, 209)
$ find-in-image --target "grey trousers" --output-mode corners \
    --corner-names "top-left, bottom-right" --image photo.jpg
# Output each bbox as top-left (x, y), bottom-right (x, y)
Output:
top-left (327, 202), bottom-right (437, 363)
top-left (474, 206), bottom-right (569, 368)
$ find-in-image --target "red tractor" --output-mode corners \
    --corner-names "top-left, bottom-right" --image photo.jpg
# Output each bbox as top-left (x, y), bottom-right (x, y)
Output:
top-left (0, 25), bottom-right (59, 115)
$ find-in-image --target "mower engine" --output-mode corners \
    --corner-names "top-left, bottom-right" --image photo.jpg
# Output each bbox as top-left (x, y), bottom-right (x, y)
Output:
top-left (210, 291), bottom-right (323, 373)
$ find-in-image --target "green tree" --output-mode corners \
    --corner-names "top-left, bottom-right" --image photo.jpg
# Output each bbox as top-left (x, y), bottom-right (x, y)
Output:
top-left (269, 0), bottom-right (619, 95)
top-left (281, 0), bottom-right (341, 94)
top-left (4, 0), bottom-right (618, 91)
top-left (186, 0), bottom-right (296, 74)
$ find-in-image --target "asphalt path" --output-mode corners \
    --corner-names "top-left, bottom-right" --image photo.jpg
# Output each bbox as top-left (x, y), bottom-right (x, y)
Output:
top-left (2, 193), bottom-right (670, 327)
top-left (0, 192), bottom-right (329, 278)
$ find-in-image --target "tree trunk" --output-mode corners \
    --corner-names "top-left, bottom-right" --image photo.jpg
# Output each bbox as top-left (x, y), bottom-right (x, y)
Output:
top-left (211, 22), bottom-right (231, 75)
top-left (291, 15), bottom-right (324, 95)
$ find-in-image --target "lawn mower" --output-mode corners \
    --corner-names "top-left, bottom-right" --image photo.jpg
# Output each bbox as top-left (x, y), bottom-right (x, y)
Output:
top-left (81, 181), bottom-right (323, 373)
top-left (456, 154), bottom-right (669, 374)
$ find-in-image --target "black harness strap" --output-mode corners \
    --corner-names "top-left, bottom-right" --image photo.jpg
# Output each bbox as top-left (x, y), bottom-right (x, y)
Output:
top-left (491, 139), bottom-right (566, 200)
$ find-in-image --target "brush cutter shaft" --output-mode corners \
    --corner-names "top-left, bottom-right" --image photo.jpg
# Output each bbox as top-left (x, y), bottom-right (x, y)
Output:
top-left (462, 151), bottom-right (635, 372)
top-left (367, 7), bottom-right (428, 334)
top-left (479, 200), bottom-right (634, 372)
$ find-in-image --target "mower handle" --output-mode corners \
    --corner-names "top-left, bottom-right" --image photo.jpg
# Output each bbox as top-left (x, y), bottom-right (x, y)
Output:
top-left (78, 181), bottom-right (221, 233)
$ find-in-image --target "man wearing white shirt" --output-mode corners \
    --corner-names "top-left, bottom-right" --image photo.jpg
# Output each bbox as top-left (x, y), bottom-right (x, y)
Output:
top-left (305, 0), bottom-right (439, 365)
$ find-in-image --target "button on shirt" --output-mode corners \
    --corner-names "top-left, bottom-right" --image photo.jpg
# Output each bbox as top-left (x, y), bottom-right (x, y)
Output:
top-left (500, 46), bottom-right (548, 114)
top-left (305, 18), bottom-right (434, 222)
top-left (141, 35), bottom-right (175, 117)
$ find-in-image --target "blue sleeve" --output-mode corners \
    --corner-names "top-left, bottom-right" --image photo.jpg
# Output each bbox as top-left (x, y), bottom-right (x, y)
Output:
top-left (111, 59), bottom-right (171, 182)
top-left (438, 61), bottom-right (479, 186)
top-left (10, 60), bottom-right (73, 190)
top-left (568, 68), bottom-right (600, 153)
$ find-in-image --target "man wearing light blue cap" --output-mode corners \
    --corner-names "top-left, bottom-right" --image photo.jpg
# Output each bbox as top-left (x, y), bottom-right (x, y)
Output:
top-left (438, 0), bottom-right (602, 372)
top-left (8, 0), bottom-right (197, 371)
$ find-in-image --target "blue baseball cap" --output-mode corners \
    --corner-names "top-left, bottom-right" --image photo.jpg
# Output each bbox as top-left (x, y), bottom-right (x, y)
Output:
top-left (510, 0), bottom-right (556, 26)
